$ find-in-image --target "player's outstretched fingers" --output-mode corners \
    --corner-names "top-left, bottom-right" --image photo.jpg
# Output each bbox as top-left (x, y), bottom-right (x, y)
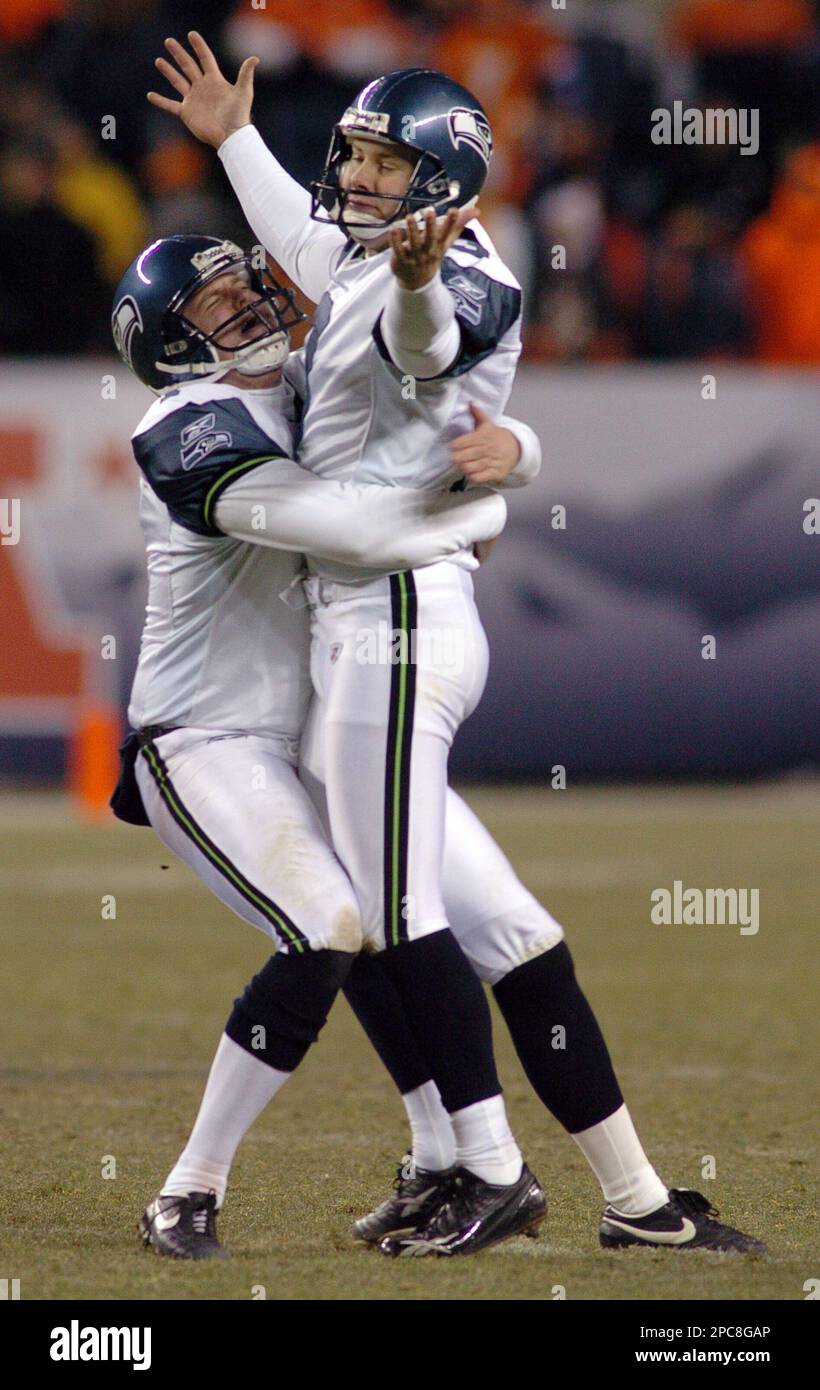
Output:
top-left (405, 210), bottom-right (423, 252)
top-left (147, 91), bottom-right (183, 115)
top-left (388, 225), bottom-right (405, 259)
top-left (164, 36), bottom-right (202, 81)
top-left (236, 56), bottom-right (260, 96)
top-left (440, 206), bottom-right (470, 256)
top-left (155, 56), bottom-right (190, 95)
top-left (187, 31), bottom-right (222, 74)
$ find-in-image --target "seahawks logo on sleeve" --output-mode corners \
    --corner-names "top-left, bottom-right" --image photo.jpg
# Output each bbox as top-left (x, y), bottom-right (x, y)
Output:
top-left (443, 273), bottom-right (488, 328)
top-left (436, 253), bottom-right (521, 377)
top-left (132, 398), bottom-right (289, 536)
top-left (179, 413), bottom-right (233, 471)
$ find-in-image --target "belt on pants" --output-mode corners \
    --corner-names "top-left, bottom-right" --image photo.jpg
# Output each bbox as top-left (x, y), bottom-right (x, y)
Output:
top-left (303, 574), bottom-right (394, 608)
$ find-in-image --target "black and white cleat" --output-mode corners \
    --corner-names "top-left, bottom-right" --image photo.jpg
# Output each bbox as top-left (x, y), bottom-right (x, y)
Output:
top-left (139, 1190), bottom-right (228, 1260)
top-left (379, 1162), bottom-right (546, 1257)
top-left (354, 1155), bottom-right (455, 1244)
top-left (600, 1188), bottom-right (767, 1253)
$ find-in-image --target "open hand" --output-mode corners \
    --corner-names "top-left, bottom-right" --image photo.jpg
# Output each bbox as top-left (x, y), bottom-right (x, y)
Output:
top-left (389, 205), bottom-right (476, 291)
top-left (147, 30), bottom-right (257, 150)
top-left (450, 403), bottom-right (522, 486)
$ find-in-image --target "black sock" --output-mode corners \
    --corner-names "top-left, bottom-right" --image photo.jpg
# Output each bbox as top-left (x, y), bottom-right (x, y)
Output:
top-left (493, 941), bottom-right (623, 1134)
top-left (377, 930), bottom-right (500, 1113)
top-left (225, 947), bottom-right (355, 1073)
top-left (343, 950), bottom-right (432, 1095)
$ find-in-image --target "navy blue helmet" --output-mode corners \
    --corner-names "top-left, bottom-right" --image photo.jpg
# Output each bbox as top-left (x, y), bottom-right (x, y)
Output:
top-left (111, 235), bottom-right (305, 393)
top-left (310, 68), bottom-right (493, 239)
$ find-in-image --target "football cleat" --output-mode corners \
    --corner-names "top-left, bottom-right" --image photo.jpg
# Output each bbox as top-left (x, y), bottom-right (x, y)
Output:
top-left (353, 1155), bottom-right (455, 1243)
top-left (599, 1188), bottom-right (767, 1253)
top-left (139, 1190), bottom-right (228, 1260)
top-left (379, 1162), bottom-right (546, 1257)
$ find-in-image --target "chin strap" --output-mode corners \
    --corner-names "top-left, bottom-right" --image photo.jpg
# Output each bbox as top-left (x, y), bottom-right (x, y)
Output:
top-left (155, 331), bottom-right (290, 385)
top-left (342, 195), bottom-right (477, 246)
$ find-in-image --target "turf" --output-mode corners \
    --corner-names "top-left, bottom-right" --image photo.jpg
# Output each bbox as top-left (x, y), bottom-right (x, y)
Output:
top-left (0, 783), bottom-right (816, 1301)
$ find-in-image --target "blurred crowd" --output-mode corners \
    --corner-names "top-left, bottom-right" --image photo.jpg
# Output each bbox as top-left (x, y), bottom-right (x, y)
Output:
top-left (1, 0), bottom-right (819, 363)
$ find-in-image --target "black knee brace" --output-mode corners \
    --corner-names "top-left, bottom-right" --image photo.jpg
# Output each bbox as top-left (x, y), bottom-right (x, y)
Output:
top-left (225, 948), bottom-right (355, 1073)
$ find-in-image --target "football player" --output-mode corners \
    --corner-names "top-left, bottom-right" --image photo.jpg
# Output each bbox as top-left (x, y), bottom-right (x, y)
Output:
top-left (148, 34), bottom-right (765, 1256)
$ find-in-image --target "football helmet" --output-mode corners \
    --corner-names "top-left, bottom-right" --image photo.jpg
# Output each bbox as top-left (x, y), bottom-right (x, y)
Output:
top-left (111, 235), bottom-right (305, 393)
top-left (310, 68), bottom-right (493, 241)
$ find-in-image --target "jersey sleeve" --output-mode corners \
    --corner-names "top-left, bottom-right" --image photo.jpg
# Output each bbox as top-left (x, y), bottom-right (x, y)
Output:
top-left (436, 257), bottom-right (522, 378)
top-left (372, 246), bottom-right (522, 382)
top-left (493, 414), bottom-right (542, 488)
top-left (131, 398), bottom-right (290, 537)
top-left (218, 125), bottom-right (346, 305)
top-left (214, 460), bottom-right (507, 569)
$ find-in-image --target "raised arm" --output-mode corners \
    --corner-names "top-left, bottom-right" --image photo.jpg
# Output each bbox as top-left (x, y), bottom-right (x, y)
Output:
top-left (218, 126), bottom-right (344, 305)
top-left (148, 31), bottom-right (344, 302)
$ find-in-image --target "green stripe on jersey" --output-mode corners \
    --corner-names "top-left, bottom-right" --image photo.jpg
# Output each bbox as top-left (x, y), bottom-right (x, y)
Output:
top-left (202, 454), bottom-right (281, 529)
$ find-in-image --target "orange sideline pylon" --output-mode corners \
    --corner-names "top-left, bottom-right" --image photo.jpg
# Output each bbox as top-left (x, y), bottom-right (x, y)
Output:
top-left (68, 703), bottom-right (121, 821)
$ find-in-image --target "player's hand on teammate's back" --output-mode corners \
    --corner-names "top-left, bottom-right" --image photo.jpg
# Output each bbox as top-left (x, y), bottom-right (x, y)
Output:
top-left (148, 31), bottom-right (257, 150)
top-left (389, 205), bottom-right (476, 292)
top-left (450, 403), bottom-right (522, 487)
top-left (473, 538), bottom-right (498, 564)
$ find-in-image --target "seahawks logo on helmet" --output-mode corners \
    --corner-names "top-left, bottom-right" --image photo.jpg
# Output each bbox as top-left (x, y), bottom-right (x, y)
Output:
top-left (112, 295), bottom-right (143, 368)
top-left (448, 108), bottom-right (492, 167)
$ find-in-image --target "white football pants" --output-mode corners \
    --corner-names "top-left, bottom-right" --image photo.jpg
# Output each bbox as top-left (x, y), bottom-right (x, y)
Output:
top-left (135, 726), bottom-right (362, 955)
top-left (300, 562), bottom-right (564, 974)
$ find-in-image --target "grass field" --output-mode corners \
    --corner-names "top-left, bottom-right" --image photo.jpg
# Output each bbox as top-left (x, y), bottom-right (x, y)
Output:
top-left (0, 783), bottom-right (817, 1302)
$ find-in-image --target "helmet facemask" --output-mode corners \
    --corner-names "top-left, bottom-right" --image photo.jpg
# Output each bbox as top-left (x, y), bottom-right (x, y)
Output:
top-left (310, 126), bottom-right (461, 243)
top-left (157, 250), bottom-right (305, 386)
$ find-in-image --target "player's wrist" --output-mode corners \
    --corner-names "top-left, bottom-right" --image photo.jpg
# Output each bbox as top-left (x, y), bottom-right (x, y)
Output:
top-left (399, 268), bottom-right (441, 293)
top-left (216, 120), bottom-right (255, 155)
top-left (394, 267), bottom-right (439, 293)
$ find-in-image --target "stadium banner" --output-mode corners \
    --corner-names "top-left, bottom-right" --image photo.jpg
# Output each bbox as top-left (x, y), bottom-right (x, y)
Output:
top-left (0, 362), bottom-right (817, 781)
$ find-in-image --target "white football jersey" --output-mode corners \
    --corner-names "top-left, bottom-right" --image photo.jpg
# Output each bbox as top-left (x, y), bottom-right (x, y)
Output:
top-left (298, 222), bottom-right (521, 495)
top-left (218, 126), bottom-right (537, 584)
top-left (127, 379), bottom-right (311, 739)
top-left (296, 222), bottom-right (520, 581)
top-left (125, 373), bottom-right (507, 736)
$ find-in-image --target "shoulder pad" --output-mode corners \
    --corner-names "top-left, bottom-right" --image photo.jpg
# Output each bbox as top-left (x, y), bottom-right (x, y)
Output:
top-left (132, 397), bottom-right (288, 535)
top-left (436, 258), bottom-right (522, 378)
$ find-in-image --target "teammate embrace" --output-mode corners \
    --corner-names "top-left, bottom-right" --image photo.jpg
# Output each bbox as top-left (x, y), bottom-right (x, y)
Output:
top-left (113, 32), bottom-right (764, 1262)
